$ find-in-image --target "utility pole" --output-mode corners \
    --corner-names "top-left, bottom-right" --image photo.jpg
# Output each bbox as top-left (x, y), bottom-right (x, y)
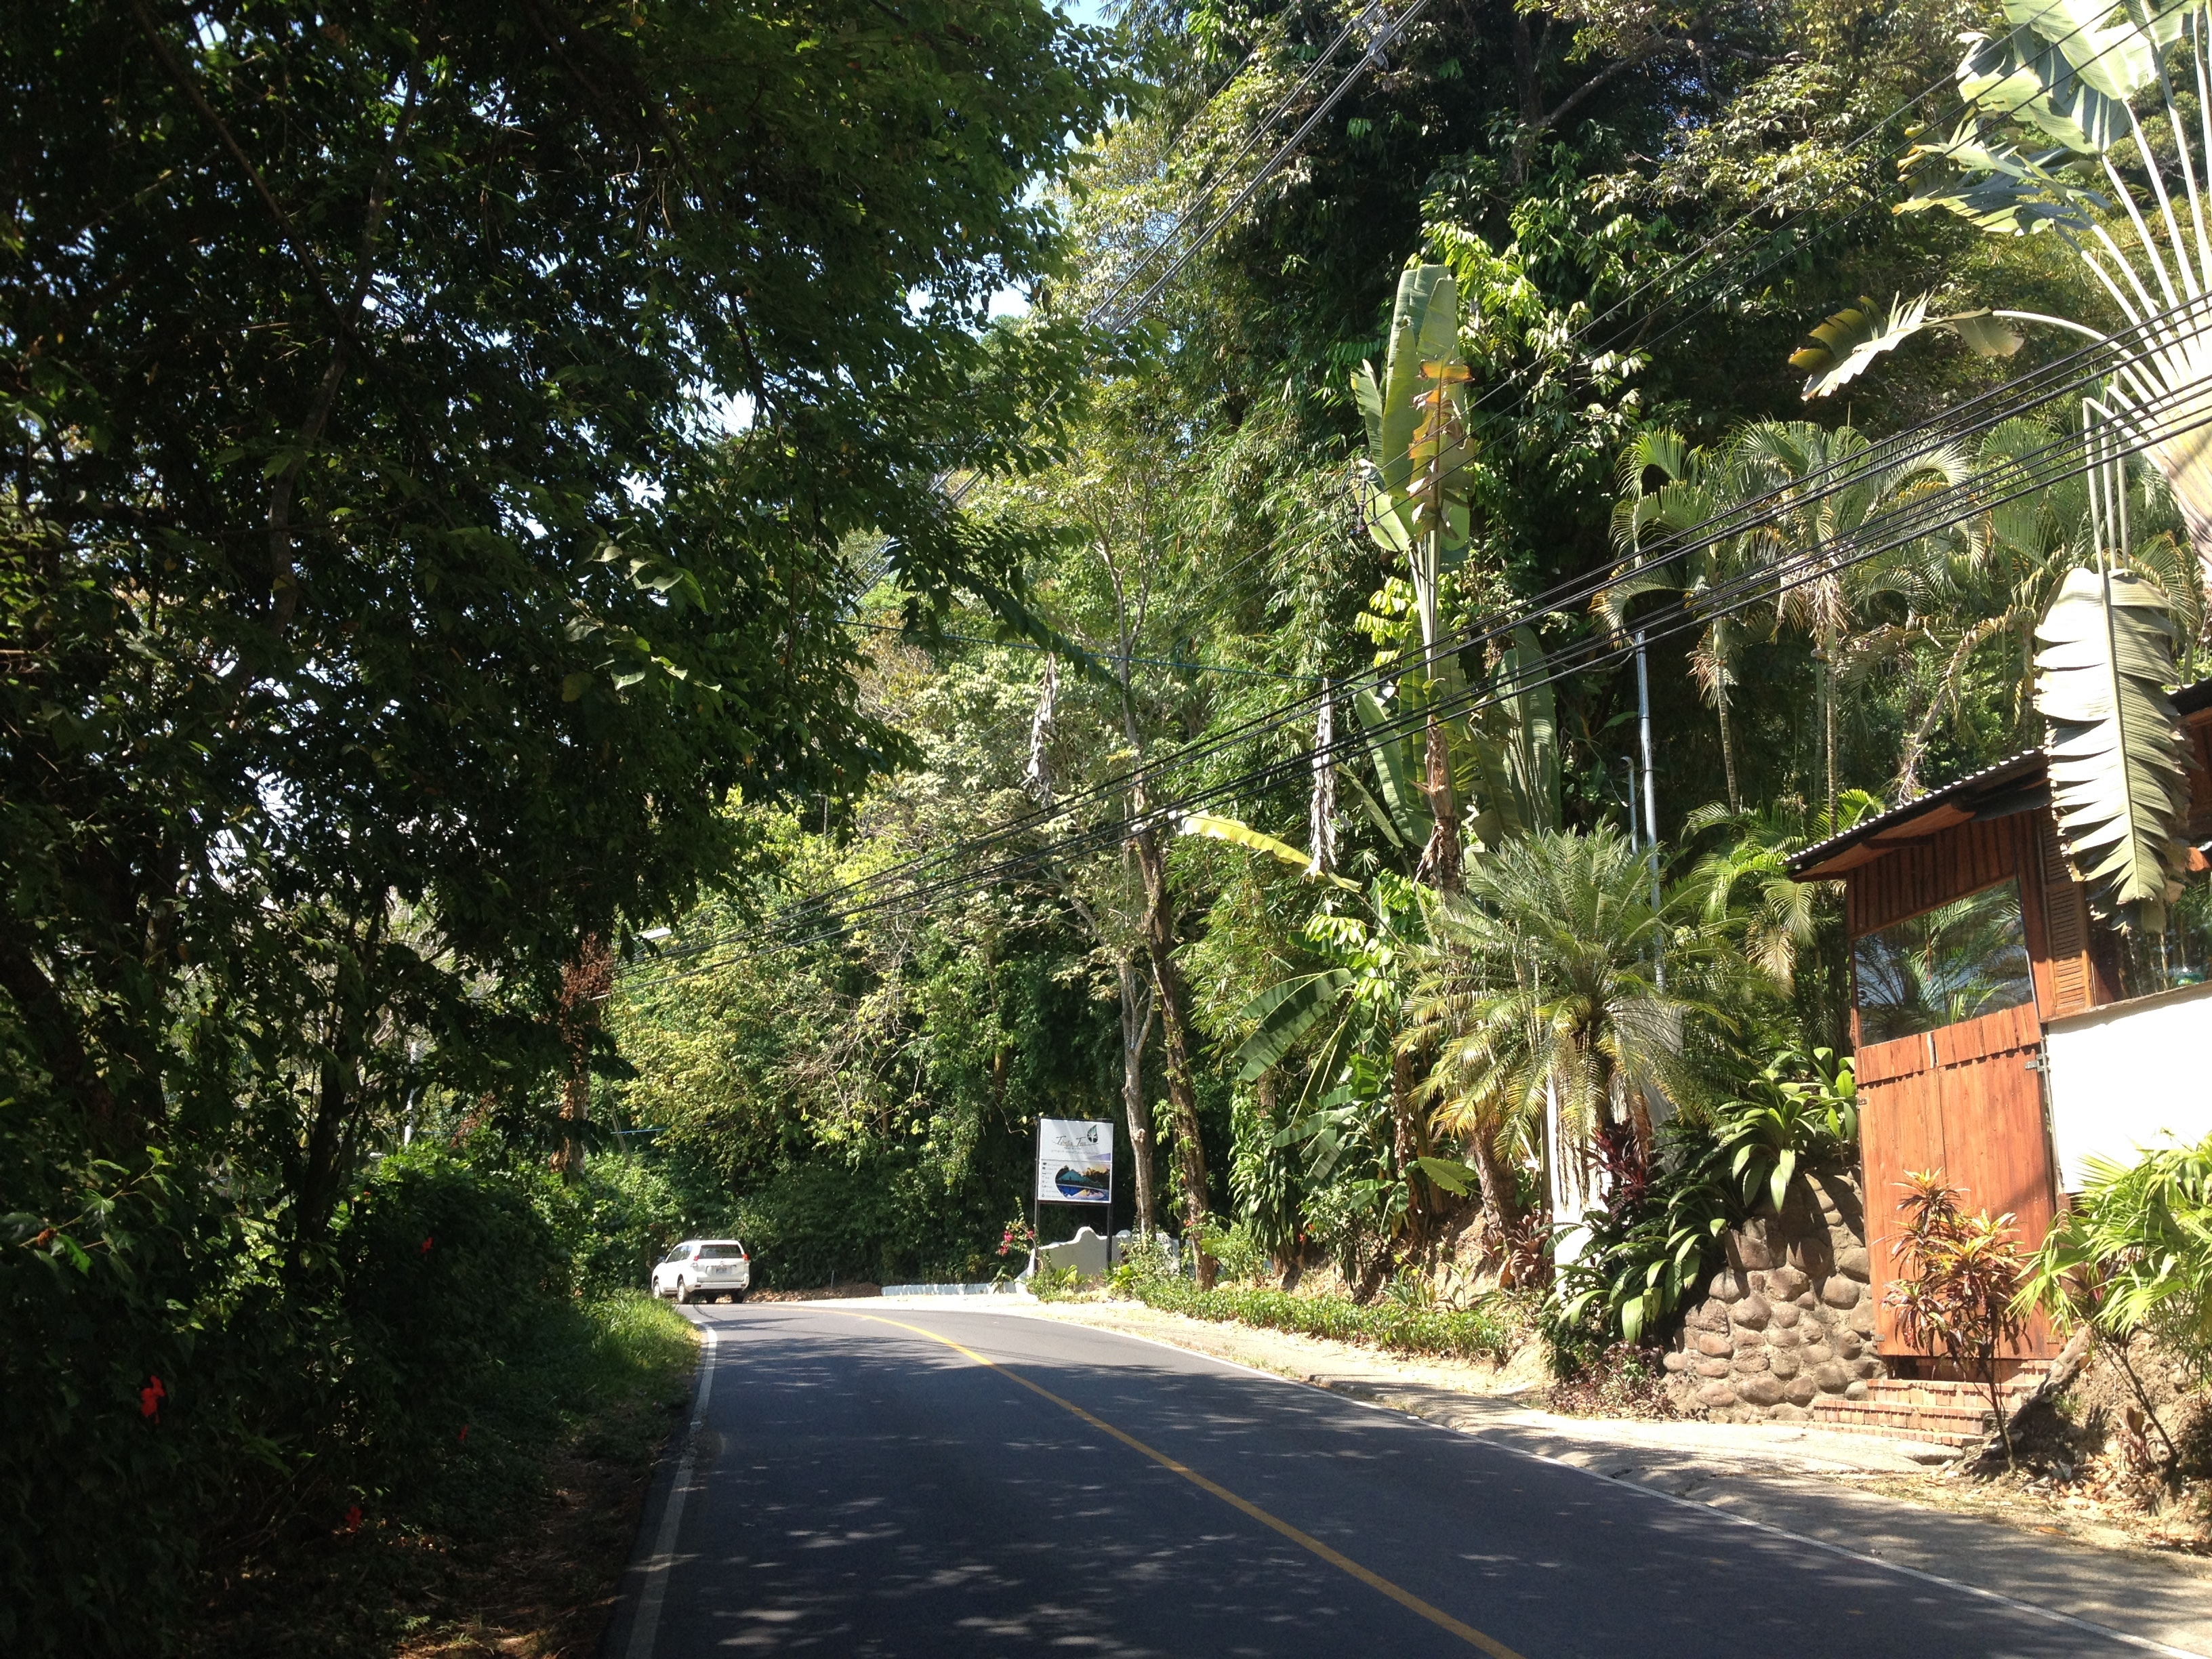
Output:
top-left (1635, 631), bottom-right (1663, 990)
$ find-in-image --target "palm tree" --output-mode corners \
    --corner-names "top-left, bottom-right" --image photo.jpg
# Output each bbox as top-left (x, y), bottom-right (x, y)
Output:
top-left (1896, 418), bottom-right (2204, 796)
top-left (1603, 428), bottom-right (1771, 811)
top-left (1406, 827), bottom-right (1724, 1218)
top-left (1683, 792), bottom-right (1883, 988)
top-left (1728, 420), bottom-right (1976, 817)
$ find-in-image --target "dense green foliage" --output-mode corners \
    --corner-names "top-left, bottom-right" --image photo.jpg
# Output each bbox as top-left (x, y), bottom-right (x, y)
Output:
top-left (1122, 1271), bottom-right (1525, 1364)
top-left (2024, 1134), bottom-right (2212, 1386)
top-left (1, 2), bottom-right (1110, 1650)
top-left (18, 0), bottom-right (2212, 1641)
top-left (604, 0), bottom-right (2210, 1308)
top-left (0, 1143), bottom-right (693, 1655)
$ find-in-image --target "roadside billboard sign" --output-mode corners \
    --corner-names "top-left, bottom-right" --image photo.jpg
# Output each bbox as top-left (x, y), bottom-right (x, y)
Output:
top-left (1036, 1118), bottom-right (1112, 1205)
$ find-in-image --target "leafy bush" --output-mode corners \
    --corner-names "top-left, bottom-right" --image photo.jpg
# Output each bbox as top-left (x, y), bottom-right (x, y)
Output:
top-left (1107, 1231), bottom-right (1173, 1292)
top-left (1122, 1273), bottom-right (1523, 1364)
top-left (1714, 1048), bottom-right (1857, 1214)
top-left (0, 1139), bottom-right (664, 1658)
top-left (539, 1153), bottom-right (693, 1295)
top-left (1551, 1049), bottom-right (1857, 1355)
top-left (1202, 1216), bottom-right (1273, 1284)
top-left (2022, 1134), bottom-right (2212, 1382)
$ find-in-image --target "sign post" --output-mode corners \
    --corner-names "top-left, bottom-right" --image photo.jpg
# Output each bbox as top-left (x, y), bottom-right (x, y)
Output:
top-left (1032, 1118), bottom-right (1112, 1275)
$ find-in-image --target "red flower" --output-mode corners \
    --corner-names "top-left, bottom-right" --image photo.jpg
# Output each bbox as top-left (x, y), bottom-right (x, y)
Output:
top-left (457, 1425), bottom-right (469, 1445)
top-left (344, 1504), bottom-right (363, 1533)
top-left (138, 1376), bottom-right (166, 1419)
top-left (419, 1235), bottom-right (434, 1254)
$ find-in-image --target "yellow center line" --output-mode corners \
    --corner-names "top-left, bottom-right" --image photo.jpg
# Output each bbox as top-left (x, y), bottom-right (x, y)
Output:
top-left (814, 1307), bottom-right (1527, 1659)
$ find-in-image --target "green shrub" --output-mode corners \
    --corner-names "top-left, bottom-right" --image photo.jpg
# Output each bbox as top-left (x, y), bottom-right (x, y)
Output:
top-left (1550, 1048), bottom-right (1858, 1359)
top-left (2022, 1134), bottom-right (2212, 1387)
top-left (1122, 1275), bottom-right (1523, 1364)
top-left (537, 1152), bottom-right (693, 1294)
top-left (0, 1138), bottom-right (654, 1658)
top-left (1202, 1216), bottom-right (1272, 1284)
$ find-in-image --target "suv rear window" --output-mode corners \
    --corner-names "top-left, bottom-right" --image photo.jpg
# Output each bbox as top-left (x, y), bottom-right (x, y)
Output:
top-left (696, 1244), bottom-right (746, 1260)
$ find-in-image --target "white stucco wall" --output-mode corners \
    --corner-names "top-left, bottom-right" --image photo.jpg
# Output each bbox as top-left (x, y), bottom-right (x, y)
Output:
top-left (2045, 978), bottom-right (2212, 1189)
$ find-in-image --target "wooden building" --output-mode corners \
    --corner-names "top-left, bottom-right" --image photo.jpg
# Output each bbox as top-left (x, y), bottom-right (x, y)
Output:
top-left (1788, 682), bottom-right (2212, 1363)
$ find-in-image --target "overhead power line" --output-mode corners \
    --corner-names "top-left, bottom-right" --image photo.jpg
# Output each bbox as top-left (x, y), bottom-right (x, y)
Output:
top-left (623, 299), bottom-right (2212, 988)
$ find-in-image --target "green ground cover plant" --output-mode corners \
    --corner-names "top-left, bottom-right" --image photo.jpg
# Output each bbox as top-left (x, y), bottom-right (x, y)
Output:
top-left (1120, 1273), bottom-right (1524, 1366)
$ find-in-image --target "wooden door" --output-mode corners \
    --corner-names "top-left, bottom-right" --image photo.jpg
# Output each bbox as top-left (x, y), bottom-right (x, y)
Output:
top-left (1855, 999), bottom-right (2055, 1358)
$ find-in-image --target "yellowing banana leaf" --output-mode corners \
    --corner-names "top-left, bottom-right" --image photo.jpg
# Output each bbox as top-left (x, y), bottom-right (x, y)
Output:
top-left (2034, 565), bottom-right (2194, 928)
top-left (1352, 264), bottom-right (1467, 557)
top-left (1178, 812), bottom-right (1358, 889)
top-left (1794, 292), bottom-right (2032, 399)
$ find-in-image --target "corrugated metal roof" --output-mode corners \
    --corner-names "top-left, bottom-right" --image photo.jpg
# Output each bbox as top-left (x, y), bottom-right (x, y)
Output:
top-left (1786, 752), bottom-right (2045, 878)
top-left (1785, 674), bottom-right (2212, 878)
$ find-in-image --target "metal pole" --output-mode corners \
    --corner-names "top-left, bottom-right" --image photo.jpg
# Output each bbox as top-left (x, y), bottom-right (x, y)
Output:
top-left (1635, 630), bottom-right (1664, 990)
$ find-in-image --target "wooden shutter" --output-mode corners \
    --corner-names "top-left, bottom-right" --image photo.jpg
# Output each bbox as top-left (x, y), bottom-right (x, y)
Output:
top-left (2039, 813), bottom-right (2094, 1017)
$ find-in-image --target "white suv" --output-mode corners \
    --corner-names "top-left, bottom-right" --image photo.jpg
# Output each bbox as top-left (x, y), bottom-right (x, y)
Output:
top-left (653, 1239), bottom-right (752, 1304)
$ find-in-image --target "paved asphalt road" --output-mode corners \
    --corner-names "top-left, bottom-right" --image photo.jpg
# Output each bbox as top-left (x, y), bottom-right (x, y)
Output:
top-left (605, 1301), bottom-right (2159, 1658)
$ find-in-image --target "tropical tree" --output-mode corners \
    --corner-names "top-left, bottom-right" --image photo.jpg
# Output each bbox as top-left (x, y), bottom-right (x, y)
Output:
top-left (1407, 826), bottom-right (1727, 1229)
top-left (1603, 427), bottom-right (1775, 811)
top-left (1684, 792), bottom-right (1882, 985)
top-left (1786, 0), bottom-right (2212, 574)
top-left (1353, 264), bottom-right (1477, 886)
top-left (1728, 420), bottom-right (1978, 815)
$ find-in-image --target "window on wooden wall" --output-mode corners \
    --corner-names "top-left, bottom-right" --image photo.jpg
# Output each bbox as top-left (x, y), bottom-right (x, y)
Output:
top-left (1853, 878), bottom-right (2034, 1044)
top-left (2104, 853), bottom-right (2212, 1001)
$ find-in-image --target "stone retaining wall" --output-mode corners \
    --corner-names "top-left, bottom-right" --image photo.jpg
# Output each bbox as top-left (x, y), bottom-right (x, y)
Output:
top-left (1660, 1170), bottom-right (1885, 1422)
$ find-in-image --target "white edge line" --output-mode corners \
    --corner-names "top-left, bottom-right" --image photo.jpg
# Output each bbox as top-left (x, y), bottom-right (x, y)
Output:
top-left (883, 1302), bottom-right (2205, 1659)
top-left (622, 1313), bottom-right (718, 1659)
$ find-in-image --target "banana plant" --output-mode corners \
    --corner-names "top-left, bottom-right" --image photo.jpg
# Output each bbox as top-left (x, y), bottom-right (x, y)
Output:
top-left (1353, 264), bottom-right (1477, 880)
top-left (1340, 624), bottom-right (1561, 861)
top-left (2034, 562), bottom-right (2196, 929)
top-left (1788, 0), bottom-right (2212, 571)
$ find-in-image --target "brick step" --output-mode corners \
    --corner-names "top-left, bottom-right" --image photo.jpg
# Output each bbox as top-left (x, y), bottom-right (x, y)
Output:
top-left (1810, 1366), bottom-right (2049, 1449)
top-left (1803, 1416), bottom-right (1983, 1452)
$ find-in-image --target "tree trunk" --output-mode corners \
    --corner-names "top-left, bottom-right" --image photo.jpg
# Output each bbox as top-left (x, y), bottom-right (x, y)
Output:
top-left (1467, 1122), bottom-right (1523, 1277)
top-left (1391, 1044), bottom-right (1427, 1258)
top-left (1420, 716), bottom-right (1463, 891)
top-left (1117, 954), bottom-right (1158, 1238)
top-left (554, 933), bottom-right (616, 1178)
top-left (1134, 823), bottom-right (1214, 1288)
top-left (1717, 689), bottom-right (1741, 813)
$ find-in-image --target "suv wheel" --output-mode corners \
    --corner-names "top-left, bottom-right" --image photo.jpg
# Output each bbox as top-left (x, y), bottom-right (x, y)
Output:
top-left (676, 1278), bottom-right (693, 1305)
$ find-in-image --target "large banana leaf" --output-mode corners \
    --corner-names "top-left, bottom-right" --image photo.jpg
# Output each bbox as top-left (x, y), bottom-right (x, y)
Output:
top-left (1351, 264), bottom-right (1467, 558)
top-left (1179, 812), bottom-right (1358, 890)
top-left (1233, 970), bottom-right (1354, 1082)
top-left (2034, 565), bottom-right (2194, 928)
top-left (1354, 685), bottom-right (1431, 844)
top-left (1962, 14), bottom-right (2148, 150)
top-left (1792, 291), bottom-right (2024, 399)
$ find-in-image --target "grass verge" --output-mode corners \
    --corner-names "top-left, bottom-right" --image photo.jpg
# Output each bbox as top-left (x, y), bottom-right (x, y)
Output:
top-left (1118, 1276), bottom-right (1523, 1364)
top-left (195, 1292), bottom-right (698, 1658)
